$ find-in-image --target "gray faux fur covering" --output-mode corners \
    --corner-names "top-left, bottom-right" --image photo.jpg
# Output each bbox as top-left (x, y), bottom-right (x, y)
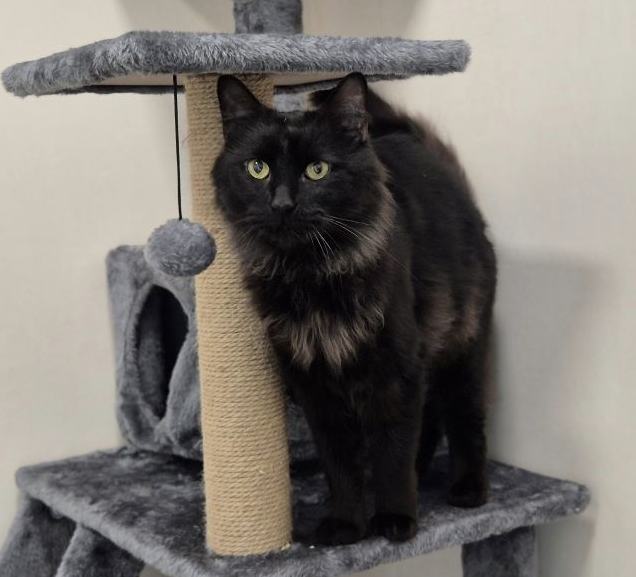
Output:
top-left (12, 449), bottom-right (589, 577)
top-left (462, 526), bottom-right (538, 577)
top-left (107, 247), bottom-right (202, 460)
top-left (2, 31), bottom-right (470, 97)
top-left (0, 497), bottom-right (143, 577)
top-left (234, 0), bottom-right (303, 34)
top-left (107, 246), bottom-right (316, 462)
top-left (0, 497), bottom-right (75, 577)
top-left (55, 525), bottom-right (143, 577)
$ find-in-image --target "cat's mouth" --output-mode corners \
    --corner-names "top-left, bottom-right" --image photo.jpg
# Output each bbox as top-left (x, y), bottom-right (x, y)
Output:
top-left (231, 213), bottom-right (314, 251)
top-left (267, 218), bottom-right (317, 248)
top-left (263, 210), bottom-right (323, 235)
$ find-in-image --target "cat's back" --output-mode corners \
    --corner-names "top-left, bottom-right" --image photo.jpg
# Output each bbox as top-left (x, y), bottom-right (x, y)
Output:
top-left (367, 90), bottom-right (475, 217)
top-left (367, 89), bottom-right (491, 257)
top-left (367, 90), bottom-right (496, 359)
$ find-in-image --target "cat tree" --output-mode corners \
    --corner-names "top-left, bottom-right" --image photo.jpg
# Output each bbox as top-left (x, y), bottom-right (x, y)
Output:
top-left (0, 1), bottom-right (589, 575)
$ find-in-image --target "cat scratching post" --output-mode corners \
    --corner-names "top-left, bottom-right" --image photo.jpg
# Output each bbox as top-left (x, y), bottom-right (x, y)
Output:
top-left (184, 74), bottom-right (292, 554)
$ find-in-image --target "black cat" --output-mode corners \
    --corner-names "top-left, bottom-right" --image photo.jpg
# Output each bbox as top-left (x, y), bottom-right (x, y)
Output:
top-left (212, 73), bottom-right (497, 545)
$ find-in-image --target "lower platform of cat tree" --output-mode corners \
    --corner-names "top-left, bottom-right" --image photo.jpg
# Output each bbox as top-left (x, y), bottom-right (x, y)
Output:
top-left (2, 448), bottom-right (589, 577)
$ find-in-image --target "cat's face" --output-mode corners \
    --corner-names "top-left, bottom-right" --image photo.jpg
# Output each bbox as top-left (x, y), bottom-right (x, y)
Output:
top-left (212, 74), bottom-right (393, 272)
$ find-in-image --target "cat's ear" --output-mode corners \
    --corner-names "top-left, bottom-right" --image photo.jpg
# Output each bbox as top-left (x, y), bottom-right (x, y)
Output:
top-left (217, 75), bottom-right (264, 125)
top-left (322, 73), bottom-right (370, 142)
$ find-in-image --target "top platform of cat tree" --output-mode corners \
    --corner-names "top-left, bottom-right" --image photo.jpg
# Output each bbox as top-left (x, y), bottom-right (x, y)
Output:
top-left (1, 31), bottom-right (470, 97)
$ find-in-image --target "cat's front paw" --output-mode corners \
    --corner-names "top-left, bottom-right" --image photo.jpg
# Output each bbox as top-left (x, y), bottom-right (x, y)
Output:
top-left (314, 516), bottom-right (365, 546)
top-left (447, 476), bottom-right (488, 508)
top-left (370, 513), bottom-right (418, 542)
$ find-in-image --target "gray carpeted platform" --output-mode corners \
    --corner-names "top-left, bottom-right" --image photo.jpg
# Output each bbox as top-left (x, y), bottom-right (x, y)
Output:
top-left (1, 31), bottom-right (470, 97)
top-left (14, 448), bottom-right (589, 577)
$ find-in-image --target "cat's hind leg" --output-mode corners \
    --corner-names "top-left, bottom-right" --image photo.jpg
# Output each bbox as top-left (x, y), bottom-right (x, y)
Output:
top-left (416, 384), bottom-right (444, 478)
top-left (439, 337), bottom-right (490, 508)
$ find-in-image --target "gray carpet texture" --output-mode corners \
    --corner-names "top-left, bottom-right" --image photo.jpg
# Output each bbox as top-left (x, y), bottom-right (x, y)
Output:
top-left (2, 32), bottom-right (470, 97)
top-left (0, 497), bottom-right (75, 577)
top-left (234, 0), bottom-right (303, 35)
top-left (55, 525), bottom-right (144, 577)
top-left (13, 448), bottom-right (589, 577)
top-left (462, 526), bottom-right (538, 577)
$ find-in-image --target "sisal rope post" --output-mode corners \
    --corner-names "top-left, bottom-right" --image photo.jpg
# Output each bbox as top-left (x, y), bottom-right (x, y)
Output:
top-left (184, 74), bottom-right (292, 555)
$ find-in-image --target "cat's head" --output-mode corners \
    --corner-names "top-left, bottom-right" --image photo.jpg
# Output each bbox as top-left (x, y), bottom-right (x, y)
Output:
top-left (212, 73), bottom-right (394, 276)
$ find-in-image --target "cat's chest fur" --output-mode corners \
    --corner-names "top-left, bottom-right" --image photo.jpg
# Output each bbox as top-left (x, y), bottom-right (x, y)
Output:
top-left (255, 272), bottom-right (385, 374)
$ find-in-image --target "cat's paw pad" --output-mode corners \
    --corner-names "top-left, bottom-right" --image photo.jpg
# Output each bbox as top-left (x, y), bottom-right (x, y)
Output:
top-left (447, 477), bottom-right (488, 508)
top-left (314, 516), bottom-right (365, 546)
top-left (370, 513), bottom-right (418, 542)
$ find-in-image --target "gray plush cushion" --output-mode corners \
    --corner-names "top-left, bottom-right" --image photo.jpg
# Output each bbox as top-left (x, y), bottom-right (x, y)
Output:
top-left (2, 31), bottom-right (470, 97)
top-left (14, 449), bottom-right (589, 577)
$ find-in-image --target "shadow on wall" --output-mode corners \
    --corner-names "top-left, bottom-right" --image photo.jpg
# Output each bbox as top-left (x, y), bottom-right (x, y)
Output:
top-left (488, 250), bottom-right (603, 465)
top-left (488, 250), bottom-right (601, 576)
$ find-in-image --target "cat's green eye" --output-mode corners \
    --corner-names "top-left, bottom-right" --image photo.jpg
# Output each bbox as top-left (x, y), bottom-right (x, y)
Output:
top-left (247, 159), bottom-right (270, 179)
top-left (305, 161), bottom-right (330, 181)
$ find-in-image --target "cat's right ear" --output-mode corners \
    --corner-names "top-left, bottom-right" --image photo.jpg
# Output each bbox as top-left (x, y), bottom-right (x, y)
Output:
top-left (217, 76), bottom-right (264, 131)
top-left (321, 73), bottom-right (370, 143)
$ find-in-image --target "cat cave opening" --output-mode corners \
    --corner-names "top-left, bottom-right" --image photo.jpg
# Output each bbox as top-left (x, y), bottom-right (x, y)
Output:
top-left (134, 284), bottom-right (189, 420)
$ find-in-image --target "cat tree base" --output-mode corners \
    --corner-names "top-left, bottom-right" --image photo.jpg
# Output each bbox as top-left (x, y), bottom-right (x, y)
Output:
top-left (0, 449), bottom-right (587, 577)
top-left (462, 526), bottom-right (538, 577)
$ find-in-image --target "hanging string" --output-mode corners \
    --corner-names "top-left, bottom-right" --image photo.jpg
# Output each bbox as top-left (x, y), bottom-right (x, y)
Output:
top-left (173, 74), bottom-right (183, 220)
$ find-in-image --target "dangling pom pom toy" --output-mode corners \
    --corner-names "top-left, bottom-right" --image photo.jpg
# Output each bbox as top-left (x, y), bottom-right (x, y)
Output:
top-left (143, 75), bottom-right (216, 277)
top-left (145, 218), bottom-right (216, 277)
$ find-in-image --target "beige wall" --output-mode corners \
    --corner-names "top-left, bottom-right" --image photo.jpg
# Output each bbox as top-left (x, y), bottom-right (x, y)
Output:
top-left (1, 1), bottom-right (634, 576)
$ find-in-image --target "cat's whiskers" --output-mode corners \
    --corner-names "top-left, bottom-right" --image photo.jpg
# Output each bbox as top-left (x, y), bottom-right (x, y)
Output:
top-left (308, 230), bottom-right (320, 260)
top-left (321, 230), bottom-right (347, 290)
top-left (322, 216), bottom-right (378, 246)
top-left (325, 215), bottom-right (372, 227)
top-left (235, 227), bottom-right (258, 253)
top-left (322, 229), bottom-right (343, 255)
top-left (322, 215), bottom-right (419, 281)
top-left (312, 229), bottom-right (329, 262)
top-left (315, 229), bottom-right (336, 260)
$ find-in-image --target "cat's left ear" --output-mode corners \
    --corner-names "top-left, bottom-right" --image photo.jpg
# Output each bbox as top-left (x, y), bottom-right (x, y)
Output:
top-left (322, 73), bottom-right (370, 142)
top-left (217, 75), bottom-right (264, 127)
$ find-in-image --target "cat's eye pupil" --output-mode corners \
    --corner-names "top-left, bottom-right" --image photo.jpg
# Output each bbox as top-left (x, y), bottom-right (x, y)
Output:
top-left (304, 160), bottom-right (329, 180)
top-left (247, 159), bottom-right (270, 179)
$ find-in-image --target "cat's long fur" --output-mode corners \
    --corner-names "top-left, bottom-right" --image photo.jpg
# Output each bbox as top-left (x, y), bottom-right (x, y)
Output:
top-left (213, 74), bottom-right (497, 545)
